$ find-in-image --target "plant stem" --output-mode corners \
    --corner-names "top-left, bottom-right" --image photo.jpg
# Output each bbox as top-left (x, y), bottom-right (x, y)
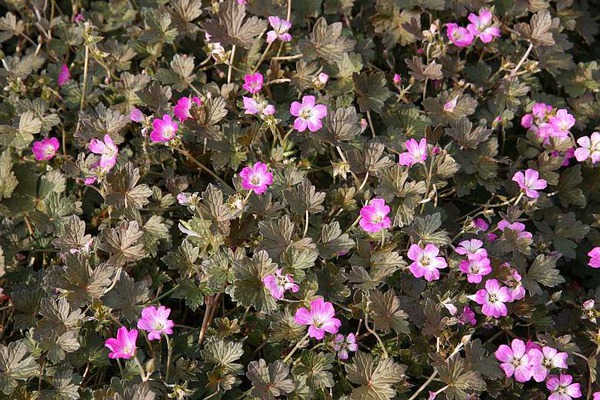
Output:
top-left (151, 284), bottom-right (180, 304)
top-left (165, 335), bottom-right (173, 384)
top-left (283, 333), bottom-right (310, 363)
top-left (133, 355), bottom-right (148, 382)
top-left (366, 111), bottom-right (376, 138)
top-left (252, 41), bottom-right (272, 73)
top-left (176, 147), bottom-right (233, 191)
top-left (303, 210), bottom-right (309, 237)
top-left (227, 45), bottom-right (236, 84)
top-left (509, 42), bottom-right (534, 78)
top-left (364, 313), bottom-right (388, 359)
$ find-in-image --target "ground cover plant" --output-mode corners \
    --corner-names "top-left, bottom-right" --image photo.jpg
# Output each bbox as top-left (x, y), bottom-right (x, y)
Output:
top-left (0, 0), bottom-right (599, 398)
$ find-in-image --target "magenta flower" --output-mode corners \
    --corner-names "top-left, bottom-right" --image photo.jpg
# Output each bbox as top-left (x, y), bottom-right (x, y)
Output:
top-left (150, 115), bottom-right (178, 143)
top-left (533, 102), bottom-right (554, 119)
top-left (32, 137), bottom-right (60, 161)
top-left (497, 220), bottom-right (533, 239)
top-left (528, 346), bottom-right (568, 382)
top-left (266, 16), bottom-right (292, 43)
top-left (242, 73), bottom-right (263, 94)
top-left (242, 97), bottom-right (275, 116)
top-left (173, 96), bottom-right (201, 122)
top-left (546, 374), bottom-right (582, 400)
top-left (263, 269), bottom-right (299, 300)
top-left (455, 239), bottom-right (487, 258)
top-left (446, 23), bottom-right (474, 47)
top-left (58, 64), bottom-right (70, 86)
top-left (549, 109), bottom-right (576, 138)
top-left (466, 9), bottom-right (500, 43)
top-left (588, 247), bottom-right (600, 268)
top-left (495, 339), bottom-right (532, 383)
top-left (398, 138), bottom-right (428, 167)
top-left (459, 254), bottom-right (492, 284)
top-left (512, 169), bottom-right (547, 199)
top-left (130, 108), bottom-right (144, 123)
top-left (458, 306), bottom-right (476, 326)
top-left (594, 392), bottom-right (600, 400)
top-left (333, 333), bottom-right (358, 360)
top-left (294, 298), bottom-right (342, 340)
top-left (575, 132), bottom-right (600, 163)
top-left (473, 218), bottom-right (489, 231)
top-left (239, 162), bottom-right (273, 195)
top-left (473, 279), bottom-right (511, 318)
top-left (407, 243), bottom-right (448, 282)
top-left (393, 73), bottom-right (402, 85)
top-left (89, 134), bottom-right (118, 171)
top-left (359, 198), bottom-right (391, 233)
top-left (105, 326), bottom-right (138, 359)
top-left (290, 95), bottom-right (328, 132)
top-left (521, 114), bottom-right (534, 129)
top-left (137, 305), bottom-right (174, 341)
top-left (502, 266), bottom-right (526, 301)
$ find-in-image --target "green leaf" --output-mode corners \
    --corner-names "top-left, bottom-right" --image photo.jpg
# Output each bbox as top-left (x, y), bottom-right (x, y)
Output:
top-left (298, 17), bottom-right (355, 63)
top-left (172, 277), bottom-right (214, 311)
top-left (557, 165), bottom-right (585, 207)
top-left (228, 250), bottom-right (278, 313)
top-left (323, 107), bottom-right (363, 143)
top-left (292, 352), bottom-right (335, 393)
top-left (104, 163), bottom-right (153, 211)
top-left (161, 239), bottom-right (201, 276)
top-left (408, 213), bottom-right (450, 246)
top-left (203, 0), bottom-right (267, 49)
top-left (318, 222), bottom-right (355, 259)
top-left (345, 352), bottom-right (406, 400)
top-left (445, 118), bottom-right (493, 150)
top-left (464, 339), bottom-right (503, 380)
top-left (369, 289), bottom-right (409, 334)
top-left (0, 151), bottom-right (18, 201)
top-left (103, 274), bottom-right (150, 321)
top-left (0, 341), bottom-right (39, 395)
top-left (522, 253), bottom-right (565, 296)
top-left (514, 10), bottom-right (556, 46)
top-left (284, 180), bottom-right (326, 215)
top-left (247, 359), bottom-right (295, 399)
top-left (353, 71), bottom-right (392, 113)
top-left (406, 57), bottom-right (443, 81)
top-left (435, 355), bottom-right (486, 400)
top-left (99, 220), bottom-right (146, 267)
top-left (141, 215), bottom-right (171, 257)
top-left (201, 337), bottom-right (244, 373)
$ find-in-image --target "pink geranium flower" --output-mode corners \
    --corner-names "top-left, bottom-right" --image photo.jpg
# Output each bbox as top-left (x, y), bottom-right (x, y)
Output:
top-left (549, 109), bottom-right (576, 138)
top-left (32, 137), bottom-right (60, 161)
top-left (512, 169), bottom-right (547, 199)
top-left (263, 269), bottom-right (299, 300)
top-left (588, 247), bottom-right (600, 268)
top-left (502, 266), bottom-right (526, 301)
top-left (398, 138), bottom-right (428, 167)
top-left (137, 305), bottom-right (175, 341)
top-left (150, 115), bottom-right (178, 143)
top-left (546, 374), bottom-right (582, 400)
top-left (594, 392), bottom-right (600, 400)
top-left (458, 306), bottom-right (476, 326)
top-left (266, 16), bottom-right (292, 43)
top-left (528, 346), bottom-right (568, 382)
top-left (239, 162), bottom-right (273, 194)
top-left (575, 132), bottom-right (600, 163)
top-left (333, 333), bottom-right (358, 360)
top-left (446, 23), bottom-right (474, 47)
top-left (173, 96), bottom-right (201, 122)
top-left (443, 96), bottom-right (459, 113)
top-left (242, 73), bottom-right (263, 94)
top-left (459, 254), bottom-right (492, 284)
top-left (294, 298), bottom-right (342, 340)
top-left (359, 198), bottom-right (391, 233)
top-left (473, 279), bottom-right (511, 318)
top-left (89, 134), bottom-right (118, 171)
top-left (393, 73), bottom-right (402, 85)
top-left (242, 97), bottom-right (275, 116)
top-left (455, 239), bottom-right (487, 258)
top-left (130, 108), bottom-right (144, 123)
top-left (497, 220), bottom-right (533, 239)
top-left (495, 339), bottom-right (532, 382)
top-left (466, 9), bottom-right (501, 43)
top-left (407, 243), bottom-right (448, 281)
top-left (105, 326), bottom-right (138, 359)
top-left (473, 218), bottom-right (489, 231)
top-left (290, 95), bottom-right (328, 132)
top-left (58, 64), bottom-right (71, 86)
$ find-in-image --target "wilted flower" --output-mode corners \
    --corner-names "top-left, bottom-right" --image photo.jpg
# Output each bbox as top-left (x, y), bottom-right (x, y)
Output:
top-left (239, 162), bottom-right (273, 194)
top-left (458, 306), bottom-right (476, 326)
top-left (359, 198), bottom-right (391, 233)
top-left (32, 137), bottom-right (60, 161)
top-left (137, 306), bottom-right (175, 340)
top-left (444, 96), bottom-right (459, 113)
top-left (473, 279), bottom-right (511, 318)
top-left (266, 16), bottom-right (292, 43)
top-left (528, 346), bottom-right (568, 382)
top-left (314, 72), bottom-right (329, 88)
top-left (588, 247), bottom-right (600, 268)
top-left (89, 134), bottom-right (118, 171)
top-left (290, 95), bottom-right (328, 132)
top-left (333, 333), bottom-right (358, 360)
top-left (446, 23), bottom-right (474, 47)
top-left (501, 266), bottom-right (526, 302)
top-left (546, 374), bottom-right (582, 400)
top-left (398, 138), bottom-right (428, 167)
top-left (263, 269), bottom-right (299, 300)
top-left (173, 96), bottom-right (201, 122)
top-left (105, 326), bottom-right (138, 359)
top-left (58, 64), bottom-right (71, 86)
top-left (512, 169), bottom-right (547, 199)
top-left (150, 115), bottom-right (178, 143)
top-left (575, 132), bottom-right (600, 163)
top-left (495, 339), bottom-right (532, 382)
top-left (407, 243), bottom-right (448, 281)
top-left (466, 9), bottom-right (500, 43)
top-left (242, 73), bottom-right (263, 94)
top-left (294, 298), bottom-right (342, 340)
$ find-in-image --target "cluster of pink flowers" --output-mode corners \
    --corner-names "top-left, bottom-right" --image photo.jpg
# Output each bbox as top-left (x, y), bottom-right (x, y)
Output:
top-left (457, 239), bottom-right (491, 283)
top-left (512, 168), bottom-right (548, 199)
top-left (521, 103), bottom-right (576, 144)
top-left (407, 243), bottom-right (448, 282)
top-left (446, 9), bottom-right (500, 47)
top-left (359, 198), bottom-right (391, 233)
top-left (290, 95), bottom-right (328, 133)
top-left (242, 73), bottom-right (276, 118)
top-left (239, 162), bottom-right (274, 194)
top-left (398, 138), bottom-right (428, 167)
top-left (574, 132), bottom-right (600, 164)
top-left (105, 306), bottom-right (174, 359)
top-left (263, 269), bottom-right (299, 300)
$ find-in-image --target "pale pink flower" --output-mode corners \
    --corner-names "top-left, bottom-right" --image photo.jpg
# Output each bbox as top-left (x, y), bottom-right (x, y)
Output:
top-left (130, 108), bottom-right (144, 122)
top-left (458, 306), bottom-right (476, 326)
top-left (263, 269), bottom-right (299, 300)
top-left (497, 220), bottom-right (533, 239)
top-left (512, 169), bottom-right (547, 199)
top-left (173, 96), bottom-right (201, 122)
top-left (459, 254), bottom-right (492, 284)
top-left (266, 16), bottom-right (292, 43)
top-left (533, 103), bottom-right (554, 119)
top-left (582, 299), bottom-right (596, 323)
top-left (242, 73), bottom-right (263, 94)
top-left (294, 298), bottom-right (342, 340)
top-left (455, 239), bottom-right (487, 258)
top-left (444, 96), bottom-right (459, 113)
top-left (588, 247), bottom-right (600, 268)
top-left (137, 305), bottom-right (175, 340)
top-left (466, 9), bottom-right (501, 43)
top-left (32, 137), bottom-right (60, 161)
top-left (407, 243), bottom-right (448, 281)
top-left (575, 132), bottom-right (600, 163)
top-left (242, 97), bottom-right (275, 116)
top-left (290, 95), bottom-right (328, 132)
top-left (549, 109), bottom-right (576, 138)
top-left (473, 279), bottom-right (511, 318)
top-left (239, 162), bottom-right (273, 194)
top-left (495, 339), bottom-right (532, 382)
top-left (359, 198), bottom-right (391, 233)
top-left (58, 64), bottom-right (71, 86)
top-left (89, 134), bottom-right (118, 171)
top-left (398, 138), bottom-right (428, 167)
top-left (446, 23), bottom-right (474, 47)
top-left (594, 392), bottom-right (600, 400)
top-left (105, 326), bottom-right (138, 359)
top-left (546, 374), bottom-right (582, 400)
top-left (150, 115), bottom-right (178, 143)
top-left (528, 346), bottom-right (568, 382)
top-left (314, 72), bottom-right (329, 88)
top-left (333, 333), bottom-right (358, 360)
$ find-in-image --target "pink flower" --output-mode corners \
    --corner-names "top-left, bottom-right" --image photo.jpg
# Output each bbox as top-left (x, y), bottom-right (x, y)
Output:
top-left (173, 96), bottom-right (201, 122)
top-left (242, 73), bottom-right (263, 94)
top-left (263, 269), bottom-right (299, 300)
top-left (495, 339), bottom-right (532, 382)
top-left (73, 13), bottom-right (85, 23)
top-left (407, 243), bottom-right (448, 281)
top-left (459, 254), bottom-right (492, 284)
top-left (105, 326), bottom-right (138, 359)
top-left (266, 16), bottom-right (292, 43)
top-left (473, 218), bottom-right (489, 231)
top-left (58, 64), bottom-right (70, 86)
top-left (32, 137), bottom-right (60, 161)
top-left (473, 279), bottom-right (511, 318)
top-left (466, 9), bottom-right (500, 43)
top-left (239, 162), bottom-right (273, 194)
top-left (549, 109), bottom-right (576, 138)
top-left (521, 114), bottom-right (533, 129)
top-left (533, 103), bottom-right (554, 119)
top-left (546, 374), bottom-right (582, 400)
top-left (458, 306), bottom-right (476, 326)
top-left (446, 23), bottom-right (474, 47)
top-left (582, 299), bottom-right (596, 323)
top-left (497, 220), bottom-right (533, 239)
top-left (89, 134), bottom-right (118, 171)
top-left (314, 72), bottom-right (329, 88)
top-left (393, 73), bottom-right (402, 85)
top-left (130, 108), bottom-right (144, 122)
top-left (290, 95), bottom-right (328, 133)
top-left (502, 266), bottom-right (526, 301)
top-left (588, 247), bottom-right (600, 268)
top-left (294, 298), bottom-right (342, 340)
top-left (242, 97), bottom-right (275, 116)
top-left (528, 346), bottom-right (568, 382)
top-left (333, 333), bottom-right (358, 360)
top-left (512, 169), bottom-right (547, 199)
top-left (137, 305), bottom-right (175, 340)
top-left (575, 132), bottom-right (600, 163)
top-left (594, 392), bottom-right (600, 400)
top-left (398, 138), bottom-right (428, 167)
top-left (444, 96), bottom-right (459, 113)
top-left (455, 239), bottom-right (487, 258)
top-left (150, 115), bottom-right (178, 143)
top-left (359, 198), bottom-right (391, 233)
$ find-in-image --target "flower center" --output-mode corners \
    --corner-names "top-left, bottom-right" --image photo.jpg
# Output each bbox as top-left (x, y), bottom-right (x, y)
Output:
top-left (488, 293), bottom-right (497, 303)
top-left (421, 256), bottom-right (430, 266)
top-left (251, 175), bottom-right (262, 185)
top-left (543, 358), bottom-right (552, 368)
top-left (371, 212), bottom-right (384, 224)
top-left (300, 108), bottom-right (312, 119)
